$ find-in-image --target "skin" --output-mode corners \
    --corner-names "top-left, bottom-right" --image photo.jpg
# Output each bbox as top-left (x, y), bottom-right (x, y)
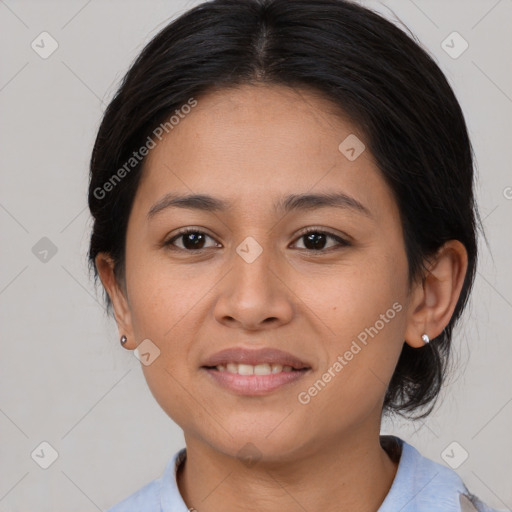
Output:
top-left (96, 84), bottom-right (468, 512)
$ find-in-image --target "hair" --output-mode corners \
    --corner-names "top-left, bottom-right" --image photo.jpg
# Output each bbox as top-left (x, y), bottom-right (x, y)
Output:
top-left (87, 0), bottom-right (481, 420)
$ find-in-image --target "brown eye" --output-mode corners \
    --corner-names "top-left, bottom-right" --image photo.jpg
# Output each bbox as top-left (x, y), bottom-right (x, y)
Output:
top-left (292, 229), bottom-right (350, 252)
top-left (164, 229), bottom-right (220, 251)
top-left (164, 227), bottom-right (350, 253)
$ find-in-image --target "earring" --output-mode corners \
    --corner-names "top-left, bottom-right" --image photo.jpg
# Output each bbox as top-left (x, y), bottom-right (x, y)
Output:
top-left (120, 335), bottom-right (128, 347)
top-left (421, 334), bottom-right (430, 345)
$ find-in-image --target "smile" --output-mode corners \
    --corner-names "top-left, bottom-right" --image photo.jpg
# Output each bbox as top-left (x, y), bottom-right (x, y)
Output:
top-left (212, 363), bottom-right (300, 375)
top-left (201, 365), bottom-right (310, 395)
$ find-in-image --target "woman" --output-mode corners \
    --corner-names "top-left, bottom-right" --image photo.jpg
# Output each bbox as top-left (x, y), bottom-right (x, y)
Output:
top-left (88, 0), bottom-right (500, 510)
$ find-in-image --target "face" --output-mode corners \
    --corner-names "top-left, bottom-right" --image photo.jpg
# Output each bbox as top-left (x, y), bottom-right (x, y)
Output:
top-left (103, 84), bottom-right (416, 462)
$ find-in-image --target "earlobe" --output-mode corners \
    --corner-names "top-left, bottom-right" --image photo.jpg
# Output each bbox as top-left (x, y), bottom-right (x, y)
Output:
top-left (404, 240), bottom-right (468, 348)
top-left (95, 253), bottom-right (135, 348)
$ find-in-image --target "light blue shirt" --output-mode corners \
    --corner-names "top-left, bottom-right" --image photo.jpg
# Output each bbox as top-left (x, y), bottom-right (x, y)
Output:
top-left (105, 435), bottom-right (501, 512)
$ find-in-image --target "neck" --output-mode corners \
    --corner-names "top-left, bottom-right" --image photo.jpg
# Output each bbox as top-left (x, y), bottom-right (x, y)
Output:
top-left (177, 430), bottom-right (400, 512)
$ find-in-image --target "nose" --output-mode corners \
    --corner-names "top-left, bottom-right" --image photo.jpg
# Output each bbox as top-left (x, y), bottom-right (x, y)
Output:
top-left (213, 244), bottom-right (295, 332)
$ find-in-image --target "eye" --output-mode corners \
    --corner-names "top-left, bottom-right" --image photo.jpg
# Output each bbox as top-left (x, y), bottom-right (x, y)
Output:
top-left (163, 227), bottom-right (350, 253)
top-left (164, 228), bottom-right (220, 252)
top-left (291, 228), bottom-right (350, 252)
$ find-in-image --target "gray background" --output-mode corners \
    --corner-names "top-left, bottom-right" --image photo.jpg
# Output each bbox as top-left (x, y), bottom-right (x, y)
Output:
top-left (0, 0), bottom-right (510, 510)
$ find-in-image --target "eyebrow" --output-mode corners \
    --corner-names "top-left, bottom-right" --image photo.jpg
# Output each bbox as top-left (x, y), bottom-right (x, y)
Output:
top-left (147, 192), bottom-right (372, 219)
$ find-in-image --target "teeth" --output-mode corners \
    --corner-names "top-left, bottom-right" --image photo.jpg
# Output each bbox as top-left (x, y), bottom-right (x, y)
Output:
top-left (226, 363), bottom-right (238, 373)
top-left (238, 364), bottom-right (254, 375)
top-left (254, 363), bottom-right (271, 375)
top-left (215, 363), bottom-right (295, 374)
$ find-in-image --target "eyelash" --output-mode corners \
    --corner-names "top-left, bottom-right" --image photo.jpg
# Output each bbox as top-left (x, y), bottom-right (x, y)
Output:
top-left (163, 227), bottom-right (351, 253)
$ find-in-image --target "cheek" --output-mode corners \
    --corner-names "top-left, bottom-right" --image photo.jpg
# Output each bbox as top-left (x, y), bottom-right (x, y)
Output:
top-left (125, 260), bottom-right (203, 425)
top-left (301, 250), bottom-right (409, 406)
top-left (124, 247), bottom-right (205, 339)
top-left (315, 252), bottom-right (408, 340)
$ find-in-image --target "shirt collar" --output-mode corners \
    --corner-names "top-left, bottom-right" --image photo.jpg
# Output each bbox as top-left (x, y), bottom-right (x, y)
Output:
top-left (377, 435), bottom-right (468, 512)
top-left (157, 436), bottom-right (471, 512)
top-left (160, 447), bottom-right (189, 511)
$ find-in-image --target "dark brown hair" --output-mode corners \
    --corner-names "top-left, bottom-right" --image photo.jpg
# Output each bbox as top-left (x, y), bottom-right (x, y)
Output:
top-left (88, 0), bottom-right (480, 420)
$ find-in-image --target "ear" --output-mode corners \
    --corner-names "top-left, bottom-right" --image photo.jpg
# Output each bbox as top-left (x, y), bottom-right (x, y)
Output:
top-left (404, 240), bottom-right (468, 348)
top-left (95, 253), bottom-right (136, 349)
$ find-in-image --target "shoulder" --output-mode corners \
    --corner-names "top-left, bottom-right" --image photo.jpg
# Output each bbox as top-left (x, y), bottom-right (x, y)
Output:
top-left (105, 478), bottom-right (160, 512)
top-left (379, 436), bottom-right (502, 512)
top-left (105, 448), bottom-right (187, 512)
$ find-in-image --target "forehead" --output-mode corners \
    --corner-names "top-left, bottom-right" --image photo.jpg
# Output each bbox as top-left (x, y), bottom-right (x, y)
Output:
top-left (134, 84), bottom-right (395, 220)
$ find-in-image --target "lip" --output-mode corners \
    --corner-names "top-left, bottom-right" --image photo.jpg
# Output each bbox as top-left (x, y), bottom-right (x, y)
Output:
top-left (202, 366), bottom-right (310, 396)
top-left (201, 347), bottom-right (311, 370)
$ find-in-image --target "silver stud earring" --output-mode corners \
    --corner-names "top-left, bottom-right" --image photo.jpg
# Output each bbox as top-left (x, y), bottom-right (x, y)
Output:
top-left (421, 334), bottom-right (430, 344)
top-left (120, 335), bottom-right (128, 346)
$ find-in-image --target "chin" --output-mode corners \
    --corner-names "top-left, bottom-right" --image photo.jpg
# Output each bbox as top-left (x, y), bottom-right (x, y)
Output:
top-left (207, 422), bottom-right (310, 464)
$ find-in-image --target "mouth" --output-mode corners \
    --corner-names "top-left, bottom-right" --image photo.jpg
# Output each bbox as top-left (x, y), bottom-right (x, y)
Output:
top-left (201, 346), bottom-right (311, 371)
top-left (200, 347), bottom-right (312, 395)
top-left (203, 362), bottom-right (307, 374)
top-left (201, 365), bottom-right (311, 395)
